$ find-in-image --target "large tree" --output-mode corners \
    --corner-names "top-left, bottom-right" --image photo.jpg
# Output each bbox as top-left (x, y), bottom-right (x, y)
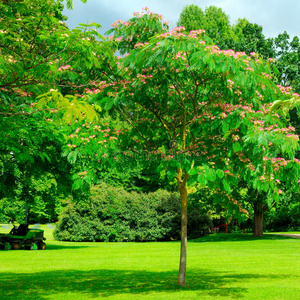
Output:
top-left (62, 9), bottom-right (300, 286)
top-left (0, 0), bottom-right (110, 214)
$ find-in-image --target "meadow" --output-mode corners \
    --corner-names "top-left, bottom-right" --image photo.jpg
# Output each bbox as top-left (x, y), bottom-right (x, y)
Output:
top-left (0, 226), bottom-right (299, 300)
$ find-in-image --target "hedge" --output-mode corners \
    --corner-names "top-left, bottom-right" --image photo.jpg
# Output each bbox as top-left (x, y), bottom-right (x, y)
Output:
top-left (54, 183), bottom-right (212, 242)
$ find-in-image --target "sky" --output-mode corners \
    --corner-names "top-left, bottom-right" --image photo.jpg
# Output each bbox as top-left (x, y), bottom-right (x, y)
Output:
top-left (63, 0), bottom-right (300, 39)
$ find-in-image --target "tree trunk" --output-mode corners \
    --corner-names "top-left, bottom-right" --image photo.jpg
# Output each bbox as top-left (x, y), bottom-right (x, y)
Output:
top-left (253, 202), bottom-right (264, 237)
top-left (177, 180), bottom-right (188, 287)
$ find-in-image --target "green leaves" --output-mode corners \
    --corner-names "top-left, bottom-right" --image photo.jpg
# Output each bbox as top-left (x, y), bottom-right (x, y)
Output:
top-left (206, 168), bottom-right (217, 182)
top-left (233, 142), bottom-right (242, 152)
top-left (216, 169), bottom-right (224, 178)
top-left (197, 172), bottom-right (207, 186)
top-left (36, 91), bottom-right (99, 123)
top-left (66, 0), bottom-right (87, 10)
top-left (67, 149), bottom-right (78, 164)
top-left (271, 97), bottom-right (300, 116)
top-left (197, 167), bottom-right (225, 187)
top-left (222, 178), bottom-right (231, 192)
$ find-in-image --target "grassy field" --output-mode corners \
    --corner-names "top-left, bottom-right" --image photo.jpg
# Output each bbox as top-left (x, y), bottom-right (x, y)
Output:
top-left (0, 226), bottom-right (299, 300)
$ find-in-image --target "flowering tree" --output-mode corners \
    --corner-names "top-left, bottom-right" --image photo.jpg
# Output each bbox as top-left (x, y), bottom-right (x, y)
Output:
top-left (94, 9), bottom-right (300, 286)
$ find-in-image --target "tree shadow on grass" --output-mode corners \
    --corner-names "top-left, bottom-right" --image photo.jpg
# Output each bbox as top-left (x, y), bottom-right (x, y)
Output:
top-left (0, 268), bottom-right (294, 300)
top-left (189, 233), bottom-right (296, 243)
top-left (45, 244), bottom-right (90, 250)
top-left (0, 244), bottom-right (89, 251)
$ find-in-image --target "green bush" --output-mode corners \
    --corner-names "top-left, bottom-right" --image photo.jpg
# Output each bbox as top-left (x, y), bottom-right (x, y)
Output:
top-left (54, 183), bottom-right (212, 242)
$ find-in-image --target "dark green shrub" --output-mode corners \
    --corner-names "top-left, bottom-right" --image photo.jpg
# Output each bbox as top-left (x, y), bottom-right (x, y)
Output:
top-left (54, 183), bottom-right (212, 242)
top-left (265, 199), bottom-right (300, 232)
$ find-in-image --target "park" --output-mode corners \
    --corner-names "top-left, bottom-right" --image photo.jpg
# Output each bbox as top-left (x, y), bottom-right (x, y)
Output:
top-left (0, 0), bottom-right (300, 298)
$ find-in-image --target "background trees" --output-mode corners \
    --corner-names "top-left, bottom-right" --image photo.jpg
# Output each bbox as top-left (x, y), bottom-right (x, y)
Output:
top-left (177, 5), bottom-right (236, 49)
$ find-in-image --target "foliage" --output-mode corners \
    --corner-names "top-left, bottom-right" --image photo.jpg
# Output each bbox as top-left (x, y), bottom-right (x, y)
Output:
top-left (176, 5), bottom-right (204, 35)
top-left (105, 22), bottom-right (300, 208)
top-left (176, 5), bottom-right (300, 104)
top-left (106, 6), bottom-right (169, 55)
top-left (264, 192), bottom-right (300, 231)
top-left (274, 32), bottom-right (300, 93)
top-left (232, 18), bottom-right (276, 59)
top-left (0, 0), bottom-right (116, 211)
top-left (176, 5), bottom-right (300, 237)
top-left (0, 198), bottom-right (25, 223)
top-left (177, 5), bottom-right (237, 49)
top-left (54, 183), bottom-right (212, 242)
top-left (0, 172), bottom-right (69, 224)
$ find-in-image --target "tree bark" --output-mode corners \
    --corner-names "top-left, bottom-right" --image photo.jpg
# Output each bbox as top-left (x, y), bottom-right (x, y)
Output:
top-left (177, 173), bottom-right (188, 287)
top-left (253, 202), bottom-right (264, 237)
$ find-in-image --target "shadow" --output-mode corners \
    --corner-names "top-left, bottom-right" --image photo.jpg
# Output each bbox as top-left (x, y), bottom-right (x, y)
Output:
top-left (45, 244), bottom-right (89, 250)
top-left (189, 233), bottom-right (295, 243)
top-left (0, 244), bottom-right (89, 251)
top-left (0, 268), bottom-right (294, 299)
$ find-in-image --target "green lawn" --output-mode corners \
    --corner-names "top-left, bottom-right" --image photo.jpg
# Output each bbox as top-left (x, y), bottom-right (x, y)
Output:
top-left (0, 226), bottom-right (299, 300)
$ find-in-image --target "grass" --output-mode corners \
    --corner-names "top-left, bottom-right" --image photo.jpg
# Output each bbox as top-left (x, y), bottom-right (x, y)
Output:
top-left (269, 231), bottom-right (300, 235)
top-left (0, 226), bottom-right (299, 300)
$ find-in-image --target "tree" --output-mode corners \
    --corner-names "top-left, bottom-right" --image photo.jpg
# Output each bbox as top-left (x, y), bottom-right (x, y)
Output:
top-left (177, 5), bottom-right (237, 49)
top-left (63, 9), bottom-right (300, 286)
top-left (177, 4), bottom-right (204, 33)
top-left (0, 0), bottom-right (112, 215)
top-left (232, 18), bottom-right (276, 59)
top-left (274, 32), bottom-right (300, 93)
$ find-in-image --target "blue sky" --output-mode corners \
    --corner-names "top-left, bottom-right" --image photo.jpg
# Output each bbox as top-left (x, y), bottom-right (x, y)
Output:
top-left (63, 0), bottom-right (300, 39)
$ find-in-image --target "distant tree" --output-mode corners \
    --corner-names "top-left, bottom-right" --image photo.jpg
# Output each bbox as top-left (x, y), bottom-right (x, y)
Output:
top-left (177, 4), bottom-right (204, 33)
top-left (232, 18), bottom-right (276, 59)
top-left (177, 5), bottom-right (237, 49)
top-left (274, 32), bottom-right (300, 93)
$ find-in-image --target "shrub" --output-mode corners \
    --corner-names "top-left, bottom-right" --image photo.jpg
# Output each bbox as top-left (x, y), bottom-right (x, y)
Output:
top-left (265, 202), bottom-right (300, 232)
top-left (54, 183), bottom-right (212, 242)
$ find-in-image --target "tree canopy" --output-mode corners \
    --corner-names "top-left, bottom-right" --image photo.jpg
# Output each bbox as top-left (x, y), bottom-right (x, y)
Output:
top-left (0, 0), bottom-right (112, 206)
top-left (60, 7), bottom-right (300, 286)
